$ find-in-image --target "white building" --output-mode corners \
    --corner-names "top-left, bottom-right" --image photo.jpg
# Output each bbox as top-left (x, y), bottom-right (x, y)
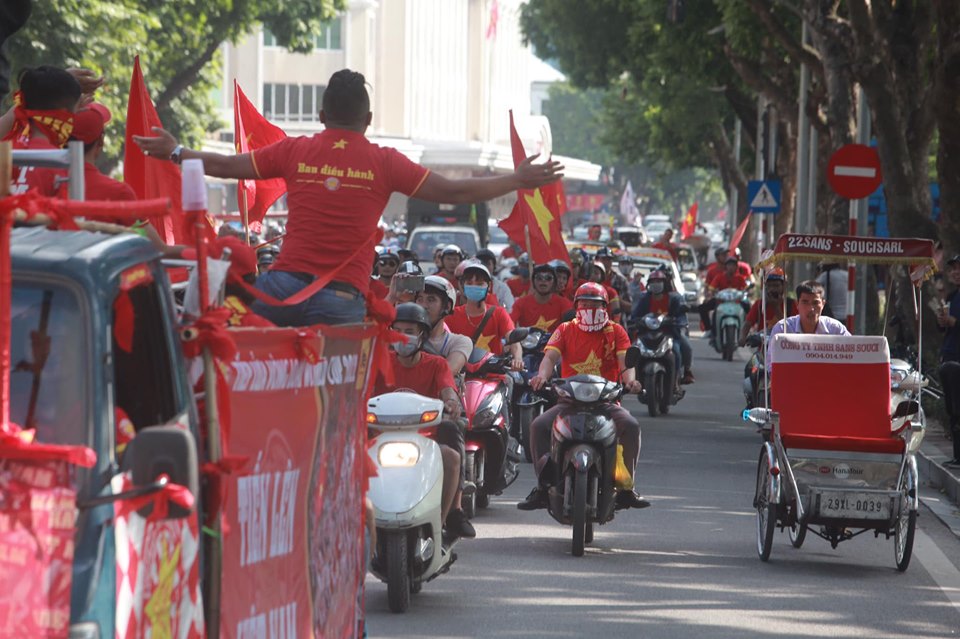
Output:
top-left (208, 0), bottom-right (600, 219)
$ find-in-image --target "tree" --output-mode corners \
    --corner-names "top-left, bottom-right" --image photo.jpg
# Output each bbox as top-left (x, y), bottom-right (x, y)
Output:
top-left (933, 0), bottom-right (960, 258)
top-left (7, 0), bottom-right (345, 170)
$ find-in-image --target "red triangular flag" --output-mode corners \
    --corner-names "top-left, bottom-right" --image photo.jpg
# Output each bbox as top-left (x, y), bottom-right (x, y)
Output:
top-left (234, 81), bottom-right (287, 225)
top-left (729, 212), bottom-right (752, 252)
top-left (498, 110), bottom-right (570, 266)
top-left (680, 201), bottom-right (698, 239)
top-left (123, 56), bottom-right (185, 244)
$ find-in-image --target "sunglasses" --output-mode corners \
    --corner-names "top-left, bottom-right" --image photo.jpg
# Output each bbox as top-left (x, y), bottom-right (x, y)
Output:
top-left (533, 274), bottom-right (555, 282)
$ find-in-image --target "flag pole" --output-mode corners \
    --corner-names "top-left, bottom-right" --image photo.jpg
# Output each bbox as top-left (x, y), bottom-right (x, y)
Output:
top-left (240, 187), bottom-right (251, 245)
top-left (524, 223), bottom-right (534, 292)
top-left (0, 141), bottom-right (11, 431)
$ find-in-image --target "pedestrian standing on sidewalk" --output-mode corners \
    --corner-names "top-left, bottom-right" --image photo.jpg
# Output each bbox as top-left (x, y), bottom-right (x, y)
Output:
top-left (937, 255), bottom-right (960, 467)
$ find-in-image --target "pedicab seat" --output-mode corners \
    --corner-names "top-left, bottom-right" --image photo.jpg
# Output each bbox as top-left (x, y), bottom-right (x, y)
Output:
top-left (770, 334), bottom-right (903, 454)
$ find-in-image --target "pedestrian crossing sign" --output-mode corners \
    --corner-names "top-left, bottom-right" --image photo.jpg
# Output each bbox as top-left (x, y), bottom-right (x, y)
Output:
top-left (747, 180), bottom-right (781, 214)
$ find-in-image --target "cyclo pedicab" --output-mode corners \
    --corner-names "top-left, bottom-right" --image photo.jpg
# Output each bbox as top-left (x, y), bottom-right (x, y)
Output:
top-left (743, 234), bottom-right (936, 571)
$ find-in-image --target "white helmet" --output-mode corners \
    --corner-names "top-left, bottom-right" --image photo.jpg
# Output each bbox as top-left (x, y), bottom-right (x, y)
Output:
top-left (423, 275), bottom-right (457, 310)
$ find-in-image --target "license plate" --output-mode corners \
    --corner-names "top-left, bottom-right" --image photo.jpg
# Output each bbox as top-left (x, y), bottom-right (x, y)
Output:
top-left (819, 492), bottom-right (891, 519)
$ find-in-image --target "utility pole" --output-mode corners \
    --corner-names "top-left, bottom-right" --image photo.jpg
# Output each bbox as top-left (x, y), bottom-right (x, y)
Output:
top-left (729, 118), bottom-right (742, 241)
top-left (853, 86), bottom-right (871, 334)
top-left (755, 94), bottom-right (766, 257)
top-left (795, 20), bottom-right (812, 280)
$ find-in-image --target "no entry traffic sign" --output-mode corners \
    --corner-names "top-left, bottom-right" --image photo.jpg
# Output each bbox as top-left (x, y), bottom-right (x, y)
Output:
top-left (827, 144), bottom-right (882, 199)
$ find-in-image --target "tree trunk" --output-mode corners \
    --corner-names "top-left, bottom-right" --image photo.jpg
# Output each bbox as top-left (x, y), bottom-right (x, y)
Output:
top-left (934, 0), bottom-right (960, 258)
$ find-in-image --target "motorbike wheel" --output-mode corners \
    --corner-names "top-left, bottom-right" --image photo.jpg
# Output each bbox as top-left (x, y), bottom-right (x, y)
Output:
top-left (476, 491), bottom-right (490, 509)
top-left (463, 451), bottom-right (477, 519)
top-left (722, 325), bottom-right (737, 361)
top-left (571, 470), bottom-right (588, 557)
top-left (646, 372), bottom-right (660, 418)
top-left (386, 531), bottom-right (411, 613)
top-left (584, 523), bottom-right (594, 545)
top-left (788, 521), bottom-right (807, 549)
top-left (755, 451), bottom-right (776, 562)
top-left (659, 379), bottom-right (671, 415)
top-left (518, 405), bottom-right (534, 463)
top-left (895, 470), bottom-right (917, 572)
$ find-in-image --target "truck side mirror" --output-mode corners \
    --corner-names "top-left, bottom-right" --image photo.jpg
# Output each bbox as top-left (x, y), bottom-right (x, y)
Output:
top-left (122, 425), bottom-right (199, 520)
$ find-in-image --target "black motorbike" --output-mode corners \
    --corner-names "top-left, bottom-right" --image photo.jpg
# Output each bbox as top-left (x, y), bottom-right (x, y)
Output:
top-left (542, 348), bottom-right (641, 557)
top-left (633, 313), bottom-right (686, 417)
top-left (513, 327), bottom-right (556, 461)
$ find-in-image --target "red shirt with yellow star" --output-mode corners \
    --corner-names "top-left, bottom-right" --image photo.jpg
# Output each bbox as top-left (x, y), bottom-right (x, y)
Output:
top-left (545, 320), bottom-right (631, 381)
top-left (252, 129), bottom-right (430, 294)
top-left (510, 294), bottom-right (573, 333)
top-left (446, 304), bottom-right (515, 354)
top-left (507, 277), bottom-right (530, 298)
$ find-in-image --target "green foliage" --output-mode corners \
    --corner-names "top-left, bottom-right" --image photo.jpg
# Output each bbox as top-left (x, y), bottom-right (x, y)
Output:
top-left (7, 0), bottom-right (344, 172)
top-left (542, 82), bottom-right (616, 166)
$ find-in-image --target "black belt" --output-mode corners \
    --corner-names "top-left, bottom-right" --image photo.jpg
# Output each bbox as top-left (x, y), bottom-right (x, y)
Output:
top-left (284, 272), bottom-right (360, 296)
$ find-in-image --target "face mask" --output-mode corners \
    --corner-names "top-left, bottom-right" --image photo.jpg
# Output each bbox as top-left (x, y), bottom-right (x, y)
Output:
top-left (576, 308), bottom-right (608, 332)
top-left (648, 282), bottom-right (665, 295)
top-left (392, 334), bottom-right (420, 357)
top-left (463, 284), bottom-right (488, 302)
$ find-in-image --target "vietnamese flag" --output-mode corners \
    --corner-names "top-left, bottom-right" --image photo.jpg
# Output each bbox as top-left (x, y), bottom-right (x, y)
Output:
top-left (234, 80), bottom-right (287, 225)
top-left (680, 201), bottom-right (698, 239)
top-left (123, 56), bottom-right (186, 244)
top-left (498, 110), bottom-right (570, 266)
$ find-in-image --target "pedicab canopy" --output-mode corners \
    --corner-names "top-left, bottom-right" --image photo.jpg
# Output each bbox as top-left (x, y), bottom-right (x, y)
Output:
top-left (757, 234), bottom-right (937, 282)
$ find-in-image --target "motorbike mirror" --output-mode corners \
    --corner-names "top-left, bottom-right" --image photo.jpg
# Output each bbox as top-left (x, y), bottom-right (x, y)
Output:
top-left (891, 400), bottom-right (920, 420)
top-left (506, 327), bottom-right (529, 344)
top-left (623, 346), bottom-right (641, 370)
top-left (560, 309), bottom-right (576, 323)
top-left (745, 334), bottom-right (763, 348)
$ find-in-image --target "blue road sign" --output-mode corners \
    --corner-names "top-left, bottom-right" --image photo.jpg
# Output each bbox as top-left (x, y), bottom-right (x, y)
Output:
top-left (747, 180), bottom-right (781, 214)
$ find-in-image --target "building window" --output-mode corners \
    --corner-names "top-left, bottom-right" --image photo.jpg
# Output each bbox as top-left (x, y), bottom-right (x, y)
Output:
top-left (262, 83), bottom-right (326, 122)
top-left (315, 17), bottom-right (342, 50)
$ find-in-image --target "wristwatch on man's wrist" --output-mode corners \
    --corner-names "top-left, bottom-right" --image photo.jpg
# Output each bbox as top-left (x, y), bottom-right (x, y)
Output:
top-left (170, 144), bottom-right (184, 165)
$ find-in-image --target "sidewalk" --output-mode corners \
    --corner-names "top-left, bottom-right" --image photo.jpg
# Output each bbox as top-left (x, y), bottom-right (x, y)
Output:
top-left (917, 417), bottom-right (960, 538)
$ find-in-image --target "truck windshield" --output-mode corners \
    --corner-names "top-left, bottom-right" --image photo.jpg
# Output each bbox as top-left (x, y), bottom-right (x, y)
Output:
top-left (409, 231), bottom-right (479, 258)
top-left (10, 282), bottom-right (89, 447)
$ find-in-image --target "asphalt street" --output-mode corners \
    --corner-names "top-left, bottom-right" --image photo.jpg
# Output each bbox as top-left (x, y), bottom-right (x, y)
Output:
top-left (366, 335), bottom-right (960, 638)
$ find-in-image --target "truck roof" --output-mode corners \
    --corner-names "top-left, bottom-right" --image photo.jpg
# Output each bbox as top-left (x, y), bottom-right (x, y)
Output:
top-left (12, 226), bottom-right (162, 286)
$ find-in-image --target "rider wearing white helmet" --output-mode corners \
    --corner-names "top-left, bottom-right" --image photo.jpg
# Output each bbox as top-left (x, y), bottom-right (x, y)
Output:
top-left (417, 275), bottom-right (473, 376)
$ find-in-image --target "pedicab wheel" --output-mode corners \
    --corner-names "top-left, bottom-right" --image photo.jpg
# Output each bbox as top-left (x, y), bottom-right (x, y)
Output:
top-left (756, 451), bottom-right (776, 562)
top-left (895, 470), bottom-right (917, 572)
top-left (571, 470), bottom-right (588, 557)
top-left (386, 531), bottom-right (411, 613)
top-left (585, 523), bottom-right (594, 544)
top-left (463, 451), bottom-right (477, 519)
top-left (788, 521), bottom-right (807, 549)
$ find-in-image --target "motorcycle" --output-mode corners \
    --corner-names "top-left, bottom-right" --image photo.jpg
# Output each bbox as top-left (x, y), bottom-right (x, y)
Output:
top-left (513, 327), bottom-right (556, 461)
top-left (890, 356), bottom-right (931, 437)
top-left (460, 329), bottom-right (528, 517)
top-left (633, 313), bottom-right (686, 417)
top-left (712, 288), bottom-right (747, 361)
top-left (742, 332), bottom-right (767, 409)
top-left (542, 347), bottom-right (642, 557)
top-left (366, 392), bottom-right (458, 613)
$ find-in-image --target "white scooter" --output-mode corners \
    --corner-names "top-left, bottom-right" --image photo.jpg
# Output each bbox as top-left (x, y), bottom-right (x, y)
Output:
top-left (366, 392), bottom-right (458, 613)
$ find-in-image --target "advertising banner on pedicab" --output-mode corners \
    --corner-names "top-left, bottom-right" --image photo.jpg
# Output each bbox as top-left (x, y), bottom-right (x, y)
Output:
top-left (218, 325), bottom-right (375, 638)
top-left (759, 234), bottom-right (936, 277)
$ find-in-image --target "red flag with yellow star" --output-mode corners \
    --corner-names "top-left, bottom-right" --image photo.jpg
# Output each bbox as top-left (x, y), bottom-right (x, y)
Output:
top-left (680, 201), bottom-right (698, 239)
top-left (498, 110), bottom-right (570, 266)
top-left (234, 80), bottom-right (287, 225)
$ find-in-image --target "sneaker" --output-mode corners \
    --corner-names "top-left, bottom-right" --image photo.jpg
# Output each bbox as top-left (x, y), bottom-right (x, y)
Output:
top-left (943, 458), bottom-right (960, 468)
top-left (681, 369), bottom-right (695, 385)
top-left (517, 486), bottom-right (548, 511)
top-left (445, 509), bottom-right (476, 539)
top-left (615, 490), bottom-right (651, 510)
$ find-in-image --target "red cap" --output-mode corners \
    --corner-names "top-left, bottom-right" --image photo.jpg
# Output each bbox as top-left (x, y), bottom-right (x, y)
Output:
top-left (71, 103), bottom-right (111, 144)
top-left (216, 236), bottom-right (258, 278)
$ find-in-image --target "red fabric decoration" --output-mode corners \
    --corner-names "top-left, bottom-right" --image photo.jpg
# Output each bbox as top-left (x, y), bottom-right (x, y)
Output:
top-left (200, 455), bottom-right (249, 531)
top-left (0, 423), bottom-right (96, 467)
top-left (3, 91), bottom-right (75, 148)
top-left (115, 473), bottom-right (195, 522)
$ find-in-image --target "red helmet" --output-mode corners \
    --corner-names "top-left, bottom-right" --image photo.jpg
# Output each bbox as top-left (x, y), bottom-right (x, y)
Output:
top-left (574, 282), bottom-right (609, 306)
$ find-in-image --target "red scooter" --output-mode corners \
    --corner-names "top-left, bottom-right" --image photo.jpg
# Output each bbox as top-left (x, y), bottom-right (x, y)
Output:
top-left (460, 329), bottom-right (527, 517)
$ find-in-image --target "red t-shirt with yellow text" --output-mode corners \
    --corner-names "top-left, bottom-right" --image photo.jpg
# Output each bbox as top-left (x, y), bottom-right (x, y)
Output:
top-left (252, 129), bottom-right (430, 294)
top-left (11, 135), bottom-right (60, 196)
top-left (545, 320), bottom-right (630, 381)
top-left (511, 294), bottom-right (572, 333)
top-left (446, 305), bottom-right (515, 354)
top-left (373, 351), bottom-right (456, 398)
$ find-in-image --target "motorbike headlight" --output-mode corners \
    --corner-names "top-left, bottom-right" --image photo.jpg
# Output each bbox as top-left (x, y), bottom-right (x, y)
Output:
top-left (474, 393), bottom-right (503, 428)
top-left (569, 381), bottom-right (603, 403)
top-left (521, 333), bottom-right (541, 350)
top-left (643, 315), bottom-right (662, 330)
top-left (890, 368), bottom-right (907, 387)
top-left (378, 442), bottom-right (420, 467)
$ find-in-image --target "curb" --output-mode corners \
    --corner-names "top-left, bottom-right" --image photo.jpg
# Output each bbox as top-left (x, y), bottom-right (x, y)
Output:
top-left (917, 449), bottom-right (960, 533)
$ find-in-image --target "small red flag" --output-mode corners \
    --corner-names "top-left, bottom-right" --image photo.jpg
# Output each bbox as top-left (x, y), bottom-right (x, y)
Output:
top-left (234, 81), bottom-right (287, 224)
top-left (123, 56), bottom-right (186, 244)
top-left (729, 212), bottom-right (752, 252)
top-left (680, 201), bottom-right (698, 239)
top-left (497, 110), bottom-right (569, 266)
